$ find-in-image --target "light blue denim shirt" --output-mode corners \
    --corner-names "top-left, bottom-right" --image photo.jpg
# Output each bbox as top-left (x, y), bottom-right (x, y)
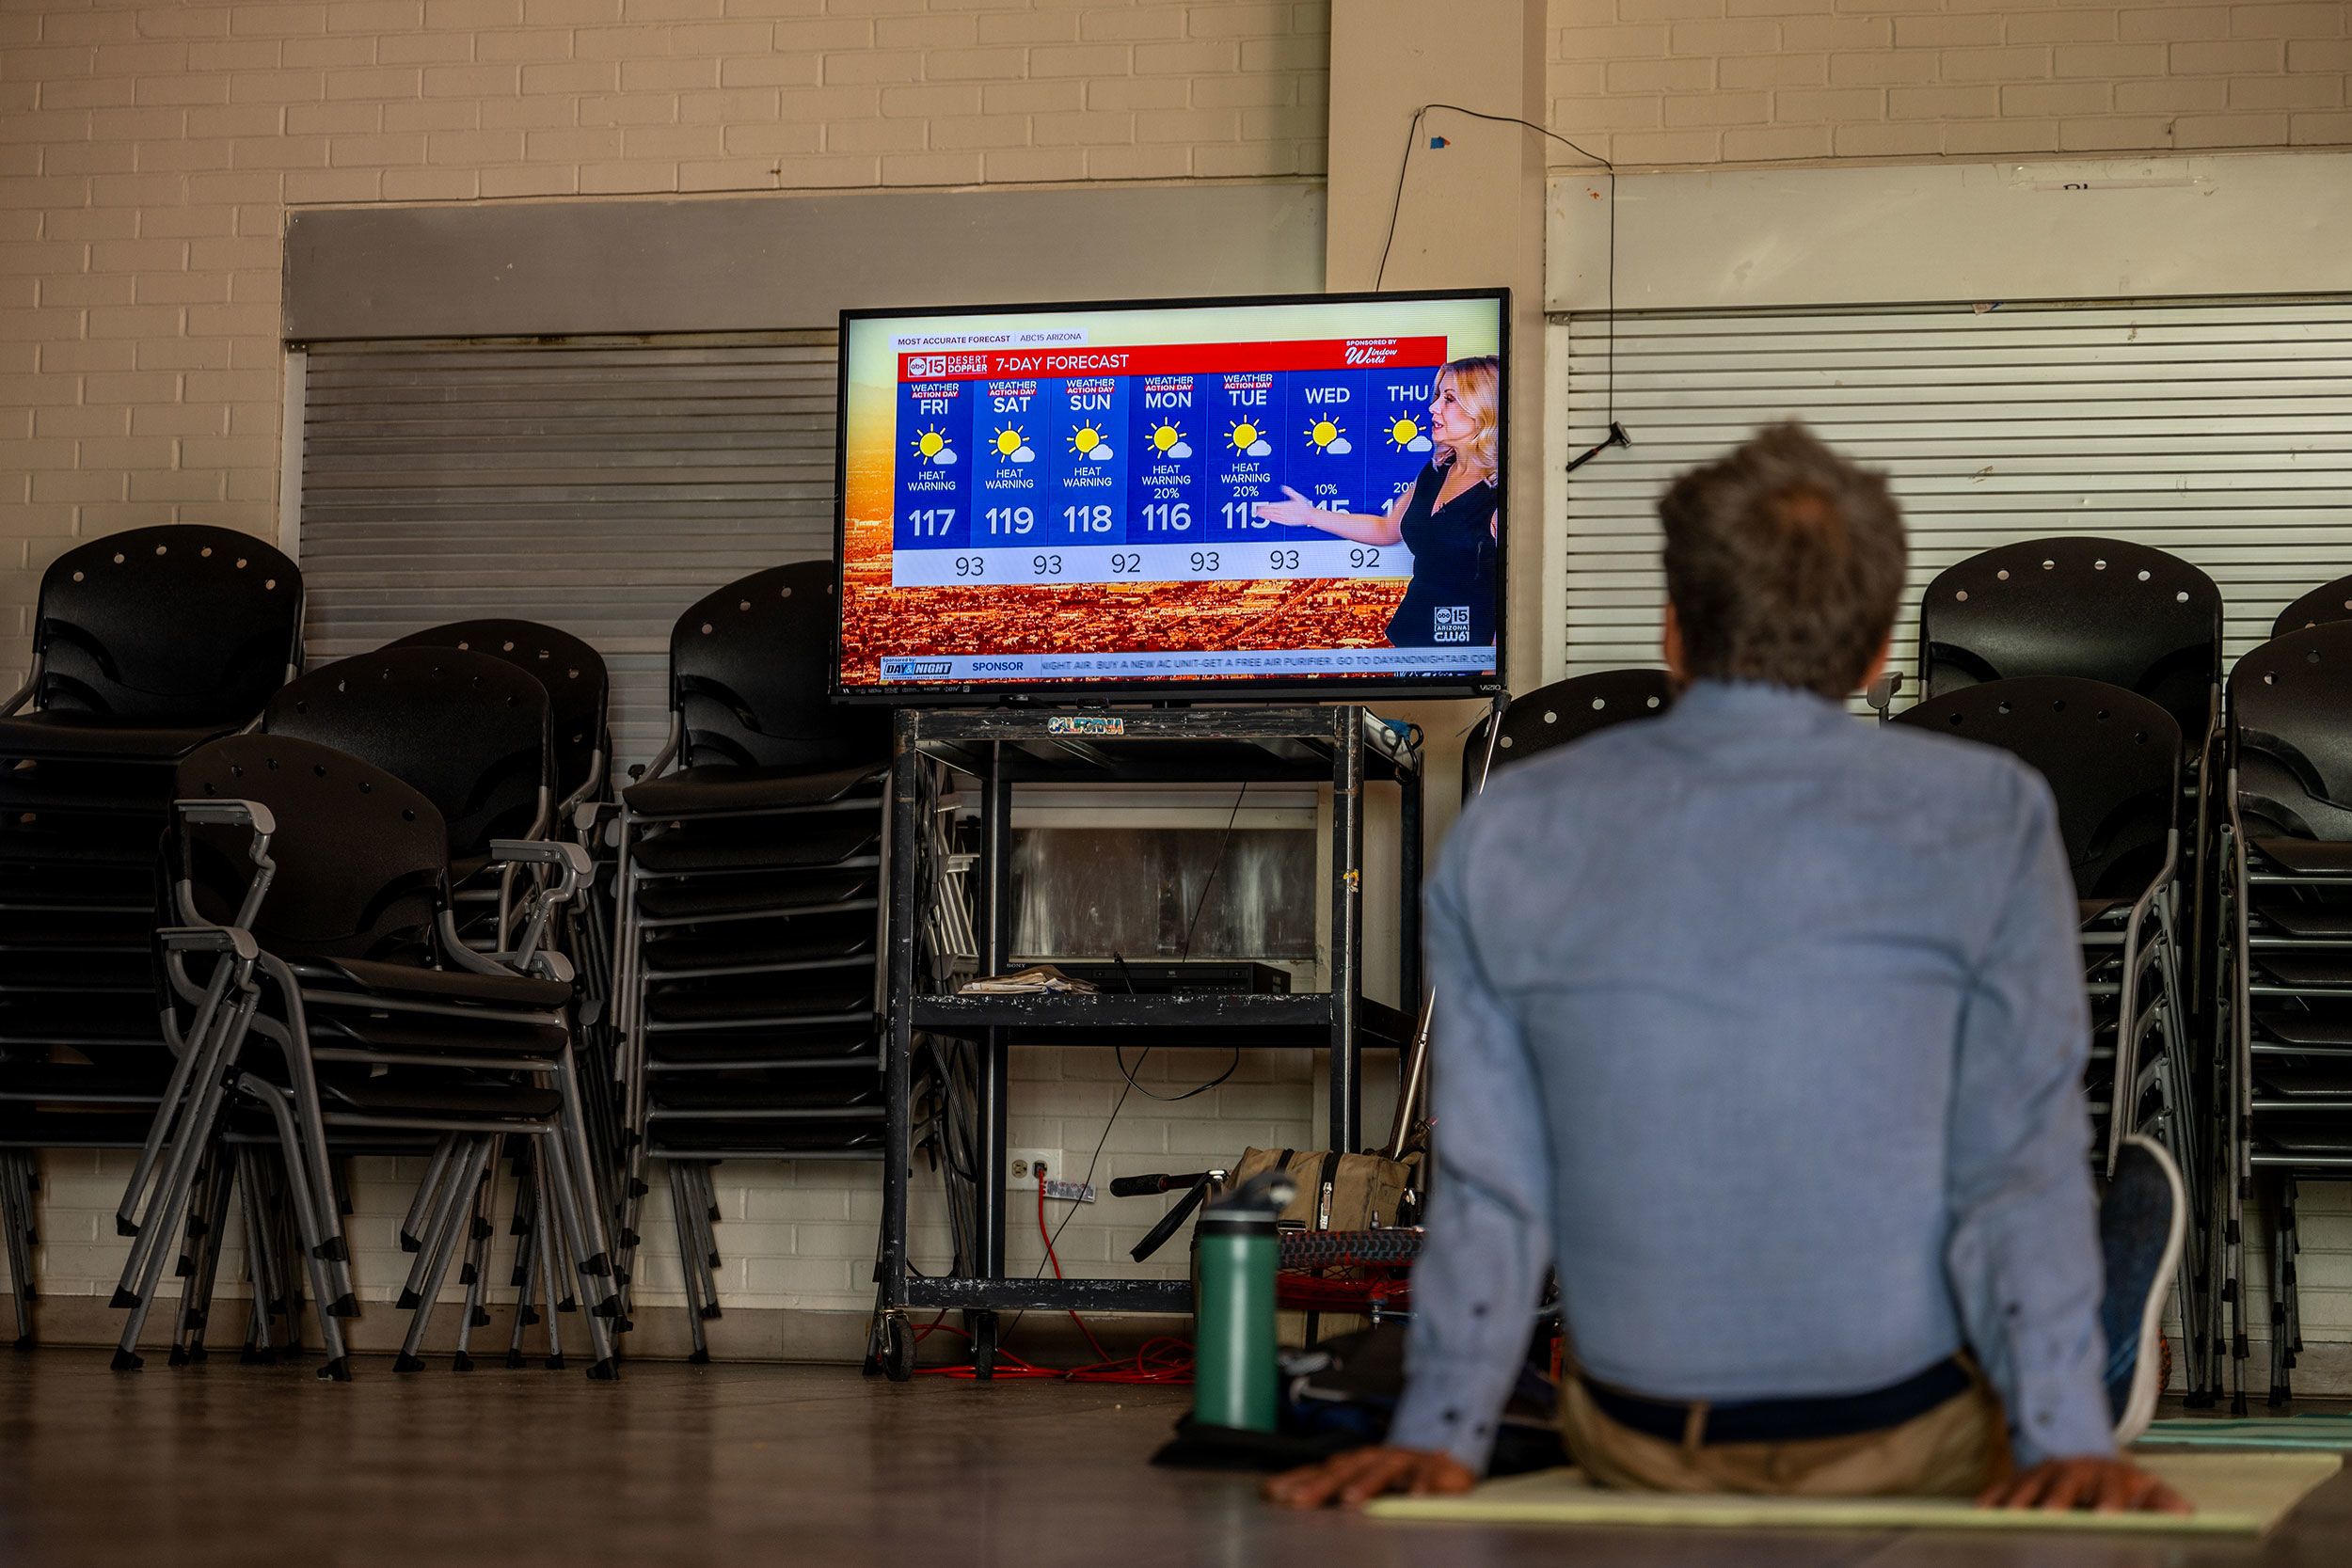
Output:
top-left (1388, 678), bottom-right (2111, 1471)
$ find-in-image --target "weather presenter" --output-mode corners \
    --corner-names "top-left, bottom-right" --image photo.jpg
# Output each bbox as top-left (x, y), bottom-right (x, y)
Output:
top-left (1250, 356), bottom-right (1502, 648)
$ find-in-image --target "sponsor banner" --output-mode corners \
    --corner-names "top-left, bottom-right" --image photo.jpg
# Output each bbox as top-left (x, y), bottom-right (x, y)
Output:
top-left (877, 645), bottom-right (1495, 683)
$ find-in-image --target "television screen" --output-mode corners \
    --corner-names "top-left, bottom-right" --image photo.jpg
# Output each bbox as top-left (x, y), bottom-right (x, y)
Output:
top-left (834, 290), bottom-right (1509, 702)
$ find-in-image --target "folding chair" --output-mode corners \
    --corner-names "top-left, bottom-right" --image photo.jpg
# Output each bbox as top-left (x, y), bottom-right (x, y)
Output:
top-left (114, 733), bottom-right (617, 1379)
top-left (1459, 668), bottom-right (1675, 799)
top-left (609, 561), bottom-right (893, 1358)
top-left (0, 526), bottom-right (301, 1343)
top-left (1892, 675), bottom-right (2206, 1390)
top-left (2217, 621), bottom-right (2352, 1412)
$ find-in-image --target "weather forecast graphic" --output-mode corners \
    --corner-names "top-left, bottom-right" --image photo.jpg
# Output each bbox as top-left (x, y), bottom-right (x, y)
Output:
top-left (836, 295), bottom-right (1504, 694)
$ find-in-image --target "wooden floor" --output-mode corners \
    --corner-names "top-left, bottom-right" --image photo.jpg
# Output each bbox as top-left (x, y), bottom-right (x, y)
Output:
top-left (0, 1352), bottom-right (2343, 1567)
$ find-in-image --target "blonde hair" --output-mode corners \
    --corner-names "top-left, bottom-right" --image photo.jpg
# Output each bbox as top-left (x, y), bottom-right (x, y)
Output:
top-left (1434, 356), bottom-right (1501, 480)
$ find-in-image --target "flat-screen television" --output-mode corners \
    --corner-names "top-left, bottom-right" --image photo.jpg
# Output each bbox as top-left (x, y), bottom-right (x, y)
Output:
top-left (833, 289), bottom-right (1509, 703)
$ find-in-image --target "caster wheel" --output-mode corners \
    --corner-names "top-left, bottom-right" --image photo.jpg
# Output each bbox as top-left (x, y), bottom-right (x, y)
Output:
top-left (866, 1314), bottom-right (915, 1383)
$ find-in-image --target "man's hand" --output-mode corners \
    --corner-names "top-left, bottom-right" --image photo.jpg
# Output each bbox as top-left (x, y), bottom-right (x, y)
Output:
top-left (1979, 1457), bottom-right (2192, 1514)
top-left (1263, 1447), bottom-right (1477, 1510)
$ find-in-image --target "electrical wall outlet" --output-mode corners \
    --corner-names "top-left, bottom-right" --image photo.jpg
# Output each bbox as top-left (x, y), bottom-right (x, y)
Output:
top-left (1008, 1148), bottom-right (1061, 1187)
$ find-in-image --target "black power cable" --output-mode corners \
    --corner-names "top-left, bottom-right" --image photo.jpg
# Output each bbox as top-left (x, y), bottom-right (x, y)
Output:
top-left (1374, 103), bottom-right (1623, 432)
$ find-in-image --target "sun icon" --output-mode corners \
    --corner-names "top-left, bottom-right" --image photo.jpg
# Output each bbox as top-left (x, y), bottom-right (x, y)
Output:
top-left (1151, 422), bottom-right (1183, 452)
top-left (911, 425), bottom-right (954, 464)
top-left (1070, 423), bottom-right (1103, 454)
top-left (1305, 418), bottom-right (1352, 456)
top-left (1388, 416), bottom-right (1422, 450)
top-left (1228, 420), bottom-right (1260, 451)
top-left (994, 426), bottom-right (1025, 457)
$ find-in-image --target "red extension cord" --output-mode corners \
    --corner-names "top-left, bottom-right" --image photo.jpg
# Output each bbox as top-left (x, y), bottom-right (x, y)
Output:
top-left (910, 1175), bottom-right (1195, 1385)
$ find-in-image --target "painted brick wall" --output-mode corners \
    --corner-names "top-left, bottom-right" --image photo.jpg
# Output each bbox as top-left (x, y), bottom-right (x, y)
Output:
top-left (0, 0), bottom-right (1331, 1328)
top-left (0, 0), bottom-right (1332, 688)
top-left (1546, 0), bottom-right (2352, 165)
top-left (26, 1046), bottom-right (1317, 1321)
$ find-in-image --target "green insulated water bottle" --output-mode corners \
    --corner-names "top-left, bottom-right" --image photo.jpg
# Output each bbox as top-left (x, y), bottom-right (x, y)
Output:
top-left (1191, 1171), bottom-right (1294, 1432)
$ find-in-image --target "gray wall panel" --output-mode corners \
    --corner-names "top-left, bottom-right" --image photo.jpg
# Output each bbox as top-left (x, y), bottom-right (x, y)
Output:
top-left (285, 182), bottom-right (1328, 342)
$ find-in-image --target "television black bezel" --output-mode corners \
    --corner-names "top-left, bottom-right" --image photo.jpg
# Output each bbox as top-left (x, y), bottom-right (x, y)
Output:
top-left (830, 286), bottom-right (1511, 706)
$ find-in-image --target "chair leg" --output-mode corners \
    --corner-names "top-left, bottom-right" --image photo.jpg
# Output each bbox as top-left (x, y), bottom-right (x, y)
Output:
top-left (538, 1130), bottom-right (617, 1377)
top-left (2280, 1177), bottom-right (2302, 1371)
top-left (114, 991), bottom-right (253, 1307)
top-left (401, 1139), bottom-right (457, 1255)
top-left (115, 1129), bottom-right (221, 1370)
top-left (395, 1137), bottom-right (463, 1308)
top-left (395, 1137), bottom-right (487, 1373)
top-left (453, 1144), bottom-right (499, 1371)
top-left (243, 1085), bottom-right (349, 1379)
top-left (667, 1164), bottom-right (710, 1364)
top-left (117, 964), bottom-right (240, 1241)
top-left (2, 1153), bottom-right (34, 1348)
top-left (233, 1149), bottom-right (278, 1364)
top-left (171, 1157), bottom-right (238, 1366)
top-left (531, 1144), bottom-right (567, 1368)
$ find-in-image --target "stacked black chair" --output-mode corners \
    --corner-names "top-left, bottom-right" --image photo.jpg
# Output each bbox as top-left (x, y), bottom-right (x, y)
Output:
top-left (1894, 676), bottom-right (2204, 1383)
top-left (2217, 621), bottom-right (2352, 1411)
top-left (253, 644), bottom-right (596, 1367)
top-left (389, 621), bottom-right (611, 816)
top-left (1894, 680), bottom-right (2193, 1151)
top-left (610, 561), bottom-right (893, 1359)
top-left (0, 526), bottom-right (301, 1343)
top-left (388, 621), bottom-right (622, 1368)
top-left (1918, 537), bottom-right (2223, 743)
top-left (1461, 668), bottom-right (1675, 799)
top-left (113, 733), bottom-right (616, 1378)
top-left (2272, 575), bottom-right (2352, 639)
top-left (1909, 538), bottom-right (2227, 1388)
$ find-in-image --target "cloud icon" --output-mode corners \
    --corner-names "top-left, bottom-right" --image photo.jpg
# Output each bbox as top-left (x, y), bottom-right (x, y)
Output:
top-left (934, 448), bottom-right (958, 465)
top-left (1247, 439), bottom-right (1272, 457)
top-left (1407, 435), bottom-right (1432, 451)
top-left (1012, 446), bottom-right (1036, 463)
top-left (1168, 441), bottom-right (1192, 459)
top-left (1325, 437), bottom-right (1352, 455)
top-left (1086, 444), bottom-right (1114, 462)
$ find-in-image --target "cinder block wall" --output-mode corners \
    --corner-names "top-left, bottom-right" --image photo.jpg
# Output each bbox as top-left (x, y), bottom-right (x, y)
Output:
top-left (1, 0), bottom-right (1332, 1332)
top-left (8, 0), bottom-right (2350, 1353)
top-left (1545, 0), bottom-right (2352, 166)
top-left (0, 0), bottom-right (1331, 688)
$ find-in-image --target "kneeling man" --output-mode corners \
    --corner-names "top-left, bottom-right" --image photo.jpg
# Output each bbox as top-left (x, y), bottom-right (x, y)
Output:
top-left (1272, 425), bottom-right (2186, 1514)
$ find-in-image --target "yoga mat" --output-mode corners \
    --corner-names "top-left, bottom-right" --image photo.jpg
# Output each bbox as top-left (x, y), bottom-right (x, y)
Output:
top-left (2137, 1414), bottom-right (2352, 1451)
top-left (1365, 1451), bottom-right (2341, 1537)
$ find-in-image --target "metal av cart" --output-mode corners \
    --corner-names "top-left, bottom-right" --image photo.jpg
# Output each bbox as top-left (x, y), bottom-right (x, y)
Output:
top-left (874, 704), bottom-right (1424, 1378)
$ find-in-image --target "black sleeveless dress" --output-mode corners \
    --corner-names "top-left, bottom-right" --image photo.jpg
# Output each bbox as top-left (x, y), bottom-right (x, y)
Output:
top-left (1386, 461), bottom-right (1500, 649)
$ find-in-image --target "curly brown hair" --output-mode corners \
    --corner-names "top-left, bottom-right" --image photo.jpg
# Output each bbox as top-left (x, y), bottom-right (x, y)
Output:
top-left (1659, 422), bottom-right (1907, 701)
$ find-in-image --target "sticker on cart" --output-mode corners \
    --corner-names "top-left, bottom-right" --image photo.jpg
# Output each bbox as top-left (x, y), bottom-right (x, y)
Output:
top-left (1045, 716), bottom-right (1126, 736)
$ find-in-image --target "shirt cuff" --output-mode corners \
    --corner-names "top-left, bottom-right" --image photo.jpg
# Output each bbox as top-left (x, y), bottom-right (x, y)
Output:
top-left (1387, 1356), bottom-right (1517, 1474)
top-left (2006, 1372), bottom-right (2116, 1467)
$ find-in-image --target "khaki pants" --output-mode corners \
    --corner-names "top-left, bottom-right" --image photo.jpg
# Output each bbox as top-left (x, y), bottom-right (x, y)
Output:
top-left (1559, 1371), bottom-right (2013, 1498)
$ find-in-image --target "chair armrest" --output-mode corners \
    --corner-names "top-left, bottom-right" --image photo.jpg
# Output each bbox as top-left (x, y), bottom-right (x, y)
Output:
top-left (174, 798), bottom-right (278, 841)
top-left (490, 838), bottom-right (591, 897)
top-left (158, 925), bottom-right (259, 963)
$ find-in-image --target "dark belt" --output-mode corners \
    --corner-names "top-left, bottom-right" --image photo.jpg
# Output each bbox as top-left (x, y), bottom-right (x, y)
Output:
top-left (1580, 1356), bottom-right (1972, 1447)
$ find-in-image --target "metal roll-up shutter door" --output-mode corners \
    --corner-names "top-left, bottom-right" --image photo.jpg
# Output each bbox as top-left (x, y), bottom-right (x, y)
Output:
top-left (1558, 299), bottom-right (2352, 698)
top-left (296, 330), bottom-right (840, 766)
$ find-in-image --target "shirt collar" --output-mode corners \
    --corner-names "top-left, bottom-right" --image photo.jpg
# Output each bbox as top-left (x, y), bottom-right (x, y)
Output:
top-left (1664, 677), bottom-right (1853, 736)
